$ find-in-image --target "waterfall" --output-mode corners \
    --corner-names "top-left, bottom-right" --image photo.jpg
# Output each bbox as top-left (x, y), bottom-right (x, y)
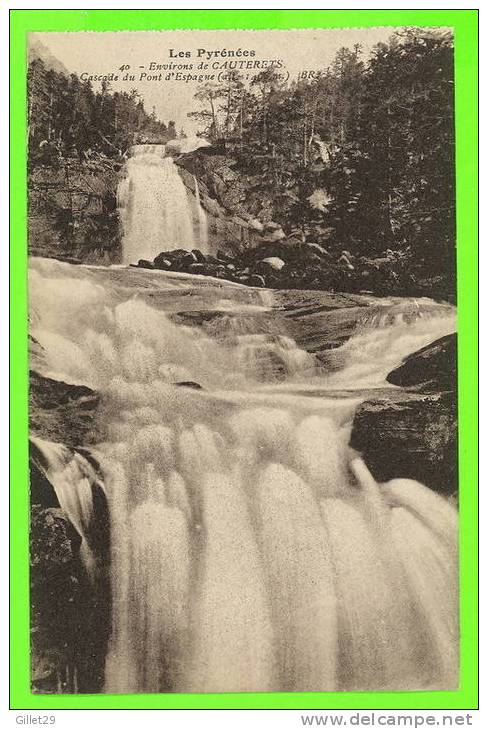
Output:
top-left (327, 309), bottom-right (456, 388)
top-left (30, 435), bottom-right (104, 577)
top-left (118, 145), bottom-right (196, 264)
top-left (29, 257), bottom-right (458, 694)
top-left (193, 174), bottom-right (208, 255)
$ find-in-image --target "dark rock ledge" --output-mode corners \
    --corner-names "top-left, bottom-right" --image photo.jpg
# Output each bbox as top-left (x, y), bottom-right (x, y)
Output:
top-left (350, 334), bottom-right (457, 495)
top-left (386, 333), bottom-right (456, 391)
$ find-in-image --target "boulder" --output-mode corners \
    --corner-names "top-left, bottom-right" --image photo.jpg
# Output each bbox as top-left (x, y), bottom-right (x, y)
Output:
top-left (191, 248), bottom-right (207, 263)
top-left (153, 253), bottom-right (171, 269)
top-left (216, 249), bottom-right (233, 263)
top-left (262, 227), bottom-right (286, 242)
top-left (387, 333), bottom-right (456, 391)
top-left (154, 249), bottom-right (197, 270)
top-left (241, 240), bottom-right (297, 266)
top-left (153, 257), bottom-right (172, 270)
top-left (300, 242), bottom-right (332, 259)
top-left (137, 259), bottom-right (154, 269)
top-left (350, 391), bottom-right (457, 495)
top-left (261, 257), bottom-right (286, 272)
top-left (169, 249), bottom-right (199, 264)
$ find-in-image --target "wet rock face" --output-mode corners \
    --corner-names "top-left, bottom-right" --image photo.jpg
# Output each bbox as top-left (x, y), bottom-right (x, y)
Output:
top-left (30, 504), bottom-right (111, 695)
top-left (175, 151), bottom-right (274, 255)
top-left (29, 339), bottom-right (109, 693)
top-left (386, 333), bottom-right (456, 391)
top-left (350, 392), bottom-right (457, 495)
top-left (29, 370), bottom-right (100, 448)
top-left (30, 450), bottom-right (59, 507)
top-left (30, 505), bottom-right (84, 694)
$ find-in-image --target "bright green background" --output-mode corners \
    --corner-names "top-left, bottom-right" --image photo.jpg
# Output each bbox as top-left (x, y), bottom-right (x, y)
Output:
top-left (10, 9), bottom-right (478, 711)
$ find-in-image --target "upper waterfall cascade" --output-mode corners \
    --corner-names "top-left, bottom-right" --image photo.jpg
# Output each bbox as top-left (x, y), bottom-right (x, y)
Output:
top-left (118, 144), bottom-right (208, 264)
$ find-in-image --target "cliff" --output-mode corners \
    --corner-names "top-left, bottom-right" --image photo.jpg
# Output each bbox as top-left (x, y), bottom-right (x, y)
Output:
top-left (28, 156), bottom-right (122, 263)
top-left (175, 148), bottom-right (285, 256)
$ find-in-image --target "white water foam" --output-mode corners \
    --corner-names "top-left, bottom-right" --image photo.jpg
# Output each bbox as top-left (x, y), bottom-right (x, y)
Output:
top-left (118, 144), bottom-right (206, 264)
top-left (29, 256), bottom-right (458, 694)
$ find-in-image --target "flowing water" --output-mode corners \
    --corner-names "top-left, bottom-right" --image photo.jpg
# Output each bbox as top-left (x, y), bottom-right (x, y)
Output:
top-left (30, 436), bottom-right (104, 577)
top-left (193, 174), bottom-right (208, 254)
top-left (29, 143), bottom-right (458, 694)
top-left (29, 256), bottom-right (457, 694)
top-left (118, 144), bottom-right (208, 263)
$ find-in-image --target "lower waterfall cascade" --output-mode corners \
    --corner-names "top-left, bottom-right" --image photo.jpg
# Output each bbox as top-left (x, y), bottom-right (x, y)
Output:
top-left (29, 251), bottom-right (458, 693)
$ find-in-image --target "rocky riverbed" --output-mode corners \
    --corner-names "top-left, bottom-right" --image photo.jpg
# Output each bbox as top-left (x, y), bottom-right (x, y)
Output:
top-left (28, 259), bottom-right (457, 692)
top-left (137, 242), bottom-right (452, 300)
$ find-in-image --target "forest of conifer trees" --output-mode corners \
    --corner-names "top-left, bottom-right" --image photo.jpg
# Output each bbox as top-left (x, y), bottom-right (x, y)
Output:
top-left (187, 29), bottom-right (455, 292)
top-left (28, 59), bottom-right (177, 164)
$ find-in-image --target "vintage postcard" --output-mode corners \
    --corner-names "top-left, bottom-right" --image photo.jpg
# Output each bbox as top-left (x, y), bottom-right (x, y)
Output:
top-left (18, 18), bottom-right (474, 703)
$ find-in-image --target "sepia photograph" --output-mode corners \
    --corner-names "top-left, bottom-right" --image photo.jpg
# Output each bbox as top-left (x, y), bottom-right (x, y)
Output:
top-left (27, 26), bottom-right (458, 696)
